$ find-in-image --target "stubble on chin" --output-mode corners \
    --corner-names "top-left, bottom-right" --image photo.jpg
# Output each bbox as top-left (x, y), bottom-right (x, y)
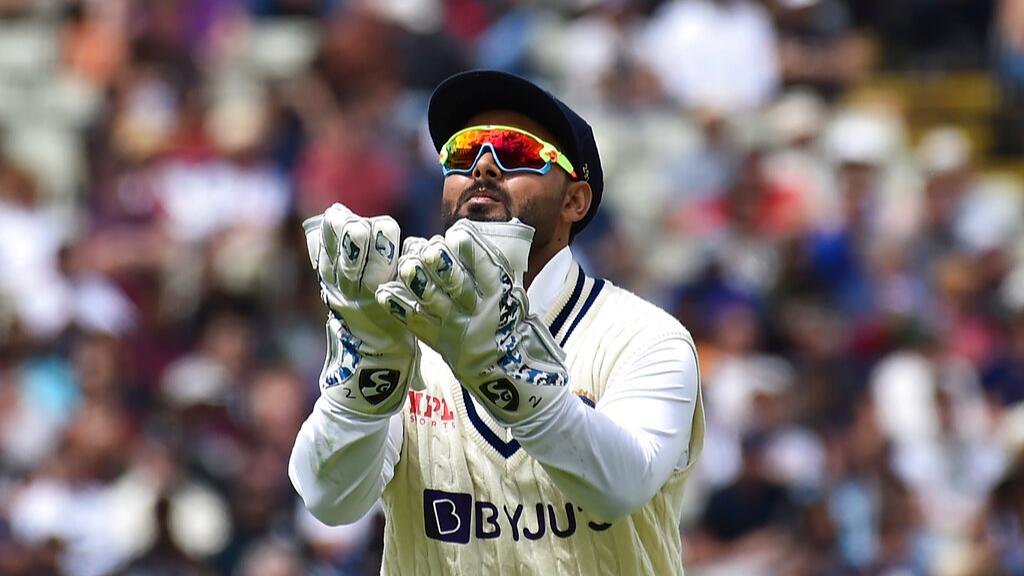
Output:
top-left (441, 186), bottom-right (514, 230)
top-left (463, 202), bottom-right (512, 221)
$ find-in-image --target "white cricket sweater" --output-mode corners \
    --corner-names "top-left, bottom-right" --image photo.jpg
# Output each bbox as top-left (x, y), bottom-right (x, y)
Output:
top-left (290, 248), bottom-right (704, 575)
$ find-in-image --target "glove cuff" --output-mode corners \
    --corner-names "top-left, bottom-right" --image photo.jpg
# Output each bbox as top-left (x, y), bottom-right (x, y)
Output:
top-left (319, 313), bottom-right (419, 417)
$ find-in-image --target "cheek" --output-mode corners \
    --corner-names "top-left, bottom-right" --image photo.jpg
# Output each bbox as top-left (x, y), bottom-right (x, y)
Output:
top-left (508, 183), bottom-right (563, 226)
top-left (442, 177), bottom-right (467, 207)
top-left (505, 180), bottom-right (545, 212)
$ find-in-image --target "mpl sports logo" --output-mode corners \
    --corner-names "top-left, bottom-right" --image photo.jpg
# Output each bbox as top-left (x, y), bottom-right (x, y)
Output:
top-left (407, 390), bottom-right (456, 430)
top-left (423, 489), bottom-right (612, 544)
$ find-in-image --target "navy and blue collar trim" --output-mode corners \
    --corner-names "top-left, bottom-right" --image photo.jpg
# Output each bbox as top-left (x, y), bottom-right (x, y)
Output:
top-left (461, 386), bottom-right (521, 458)
top-left (464, 263), bottom-right (606, 460)
top-left (547, 264), bottom-right (605, 349)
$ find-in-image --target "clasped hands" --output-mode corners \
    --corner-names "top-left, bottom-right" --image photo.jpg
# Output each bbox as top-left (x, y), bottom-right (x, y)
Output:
top-left (306, 203), bottom-right (568, 424)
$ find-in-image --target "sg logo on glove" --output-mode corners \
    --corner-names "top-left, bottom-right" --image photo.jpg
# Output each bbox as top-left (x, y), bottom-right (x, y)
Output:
top-left (359, 369), bottom-right (402, 405)
top-left (479, 378), bottom-right (520, 412)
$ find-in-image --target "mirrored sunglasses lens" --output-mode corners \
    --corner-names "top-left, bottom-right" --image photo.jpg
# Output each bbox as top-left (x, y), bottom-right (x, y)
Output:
top-left (488, 131), bottom-right (547, 169)
top-left (445, 133), bottom-right (483, 170)
top-left (444, 129), bottom-right (548, 172)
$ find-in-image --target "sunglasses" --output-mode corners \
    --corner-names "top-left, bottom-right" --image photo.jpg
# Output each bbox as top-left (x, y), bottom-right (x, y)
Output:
top-left (439, 125), bottom-right (576, 179)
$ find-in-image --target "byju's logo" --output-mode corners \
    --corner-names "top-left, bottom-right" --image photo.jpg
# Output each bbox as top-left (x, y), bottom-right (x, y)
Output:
top-left (424, 489), bottom-right (472, 544)
top-left (422, 489), bottom-right (612, 544)
top-left (359, 369), bottom-right (400, 405)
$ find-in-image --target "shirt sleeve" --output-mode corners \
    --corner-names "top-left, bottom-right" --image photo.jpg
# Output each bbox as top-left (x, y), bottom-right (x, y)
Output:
top-left (288, 395), bottom-right (403, 525)
top-left (510, 334), bottom-right (699, 521)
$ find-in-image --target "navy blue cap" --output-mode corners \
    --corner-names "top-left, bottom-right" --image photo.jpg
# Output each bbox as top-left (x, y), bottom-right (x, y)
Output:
top-left (427, 69), bottom-right (604, 238)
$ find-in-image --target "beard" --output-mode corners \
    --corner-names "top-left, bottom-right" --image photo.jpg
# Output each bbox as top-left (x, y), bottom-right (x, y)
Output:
top-left (441, 180), bottom-right (513, 229)
top-left (441, 180), bottom-right (566, 250)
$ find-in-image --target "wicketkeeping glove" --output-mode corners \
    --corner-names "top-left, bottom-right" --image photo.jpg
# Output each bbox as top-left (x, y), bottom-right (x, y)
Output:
top-left (304, 204), bottom-right (419, 417)
top-left (375, 218), bottom-right (569, 425)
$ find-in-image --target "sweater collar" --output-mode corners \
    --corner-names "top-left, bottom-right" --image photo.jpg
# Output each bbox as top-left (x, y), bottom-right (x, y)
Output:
top-left (526, 245), bottom-right (573, 321)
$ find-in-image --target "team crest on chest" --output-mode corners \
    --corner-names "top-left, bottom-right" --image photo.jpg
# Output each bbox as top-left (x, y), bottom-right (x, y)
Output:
top-left (572, 388), bottom-right (596, 408)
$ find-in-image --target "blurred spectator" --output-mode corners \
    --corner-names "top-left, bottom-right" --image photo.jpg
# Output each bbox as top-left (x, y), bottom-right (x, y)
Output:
top-left (530, 1), bottom-right (655, 107)
top-left (858, 0), bottom-right (994, 70)
top-left (666, 110), bottom-right (744, 210)
top-left (994, 0), bottom-right (1024, 154)
top-left (0, 160), bottom-right (77, 340)
top-left (312, 7), bottom-right (403, 112)
top-left (984, 460), bottom-right (1024, 574)
top-left (161, 298), bottom-right (255, 415)
top-left (804, 106), bottom-right (917, 317)
top-left (118, 496), bottom-right (214, 576)
top-left (234, 537), bottom-right (305, 576)
top-left (697, 302), bottom-right (781, 489)
top-left (245, 367), bottom-right (306, 455)
top-left (697, 148), bottom-right (805, 293)
top-left (871, 339), bottom-right (1006, 535)
top-left (8, 401), bottom-right (140, 575)
top-left (769, 0), bottom-right (874, 98)
top-left (688, 435), bottom-right (799, 573)
top-left (982, 310), bottom-right (1024, 407)
top-left (0, 347), bottom-right (78, 474)
top-left (636, 0), bottom-right (781, 111)
top-left (912, 127), bottom-right (1021, 265)
top-left (155, 96), bottom-right (290, 245)
top-left (294, 502), bottom-right (384, 574)
top-left (825, 397), bottom-right (924, 571)
top-left (295, 111), bottom-right (406, 218)
top-left (763, 89), bottom-right (837, 231)
top-left (59, 1), bottom-right (129, 89)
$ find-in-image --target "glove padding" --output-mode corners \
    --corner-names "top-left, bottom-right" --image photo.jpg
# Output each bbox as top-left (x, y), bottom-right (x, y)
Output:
top-left (375, 218), bottom-right (568, 425)
top-left (304, 203), bottom-right (419, 417)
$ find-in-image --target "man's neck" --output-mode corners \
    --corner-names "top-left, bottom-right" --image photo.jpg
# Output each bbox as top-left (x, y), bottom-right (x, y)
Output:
top-left (523, 244), bottom-right (574, 321)
top-left (525, 242), bottom-right (567, 289)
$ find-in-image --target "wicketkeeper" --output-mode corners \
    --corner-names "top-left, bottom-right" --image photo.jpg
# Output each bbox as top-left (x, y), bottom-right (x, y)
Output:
top-left (289, 70), bottom-right (704, 575)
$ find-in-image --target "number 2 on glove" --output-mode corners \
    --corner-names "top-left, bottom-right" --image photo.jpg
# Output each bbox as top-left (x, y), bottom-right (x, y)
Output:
top-left (304, 204), bottom-right (420, 417)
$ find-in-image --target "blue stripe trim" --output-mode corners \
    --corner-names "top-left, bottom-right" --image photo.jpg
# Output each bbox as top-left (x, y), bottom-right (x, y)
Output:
top-left (559, 279), bottom-right (605, 348)
top-left (548, 265), bottom-right (586, 338)
top-left (461, 386), bottom-right (520, 458)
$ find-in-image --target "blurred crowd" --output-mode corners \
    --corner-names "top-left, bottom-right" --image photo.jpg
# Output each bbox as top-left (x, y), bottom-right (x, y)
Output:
top-left (0, 0), bottom-right (1023, 575)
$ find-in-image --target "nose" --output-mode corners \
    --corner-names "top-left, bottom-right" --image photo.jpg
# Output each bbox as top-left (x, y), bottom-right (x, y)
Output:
top-left (473, 149), bottom-right (502, 180)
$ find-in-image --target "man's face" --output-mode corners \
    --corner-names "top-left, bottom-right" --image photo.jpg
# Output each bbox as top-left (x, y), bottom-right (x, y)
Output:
top-left (440, 111), bottom-right (570, 250)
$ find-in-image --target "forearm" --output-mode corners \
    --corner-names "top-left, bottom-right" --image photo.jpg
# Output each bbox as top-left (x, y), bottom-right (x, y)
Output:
top-left (511, 338), bottom-right (699, 521)
top-left (290, 204), bottom-right (414, 524)
top-left (288, 395), bottom-right (403, 525)
top-left (511, 396), bottom-right (687, 521)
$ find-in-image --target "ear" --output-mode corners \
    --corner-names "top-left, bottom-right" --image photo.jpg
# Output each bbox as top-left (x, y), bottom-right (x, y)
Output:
top-left (561, 181), bottom-right (592, 226)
